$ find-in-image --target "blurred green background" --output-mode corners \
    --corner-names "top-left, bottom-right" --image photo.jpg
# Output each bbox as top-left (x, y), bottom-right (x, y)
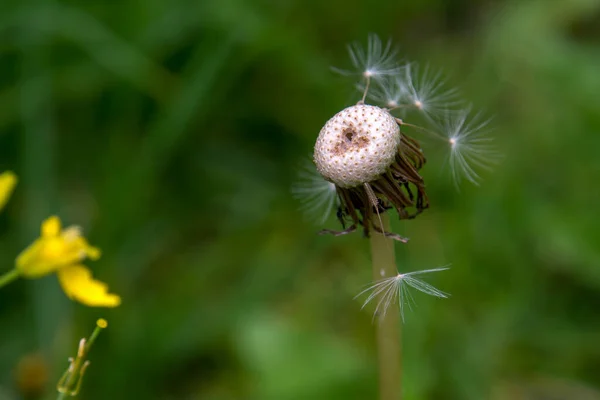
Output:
top-left (1, 0), bottom-right (600, 399)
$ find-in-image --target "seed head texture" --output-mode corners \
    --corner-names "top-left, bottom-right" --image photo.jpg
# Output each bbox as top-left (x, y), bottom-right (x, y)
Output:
top-left (314, 104), bottom-right (400, 188)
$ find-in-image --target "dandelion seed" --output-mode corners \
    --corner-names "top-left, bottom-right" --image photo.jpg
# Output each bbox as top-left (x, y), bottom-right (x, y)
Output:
top-left (332, 34), bottom-right (402, 79)
top-left (399, 63), bottom-right (462, 117)
top-left (366, 73), bottom-right (411, 109)
top-left (291, 160), bottom-right (338, 225)
top-left (356, 267), bottom-right (449, 322)
top-left (432, 106), bottom-right (499, 186)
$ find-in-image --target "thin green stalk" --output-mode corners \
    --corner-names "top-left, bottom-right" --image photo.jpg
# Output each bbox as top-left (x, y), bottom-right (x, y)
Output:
top-left (56, 321), bottom-right (105, 399)
top-left (370, 212), bottom-right (401, 400)
top-left (0, 269), bottom-right (20, 289)
top-left (56, 350), bottom-right (89, 400)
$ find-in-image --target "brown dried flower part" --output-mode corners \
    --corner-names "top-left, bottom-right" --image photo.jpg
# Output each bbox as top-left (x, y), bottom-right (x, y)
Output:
top-left (313, 104), bottom-right (428, 241)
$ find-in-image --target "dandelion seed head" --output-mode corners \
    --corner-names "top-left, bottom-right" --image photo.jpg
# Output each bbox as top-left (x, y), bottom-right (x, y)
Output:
top-left (313, 104), bottom-right (400, 188)
top-left (314, 34), bottom-right (493, 238)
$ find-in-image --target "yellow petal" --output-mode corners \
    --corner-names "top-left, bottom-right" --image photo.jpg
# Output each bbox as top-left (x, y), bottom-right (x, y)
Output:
top-left (69, 235), bottom-right (101, 260)
top-left (0, 171), bottom-right (17, 211)
top-left (57, 265), bottom-right (121, 307)
top-left (16, 236), bottom-right (78, 278)
top-left (41, 216), bottom-right (61, 237)
top-left (86, 245), bottom-right (101, 260)
top-left (15, 240), bottom-right (54, 277)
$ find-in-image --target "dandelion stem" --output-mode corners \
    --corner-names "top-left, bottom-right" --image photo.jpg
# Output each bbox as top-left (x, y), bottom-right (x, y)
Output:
top-left (0, 269), bottom-right (20, 289)
top-left (369, 212), bottom-right (401, 400)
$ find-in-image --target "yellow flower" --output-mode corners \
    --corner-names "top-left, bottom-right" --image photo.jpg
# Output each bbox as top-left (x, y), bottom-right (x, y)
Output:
top-left (0, 171), bottom-right (17, 211)
top-left (17, 216), bottom-right (100, 278)
top-left (16, 216), bottom-right (120, 307)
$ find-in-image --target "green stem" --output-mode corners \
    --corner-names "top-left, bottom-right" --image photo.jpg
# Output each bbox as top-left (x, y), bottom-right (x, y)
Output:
top-left (0, 269), bottom-right (20, 289)
top-left (84, 323), bottom-right (104, 353)
top-left (370, 213), bottom-right (402, 400)
top-left (56, 321), bottom-right (106, 399)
